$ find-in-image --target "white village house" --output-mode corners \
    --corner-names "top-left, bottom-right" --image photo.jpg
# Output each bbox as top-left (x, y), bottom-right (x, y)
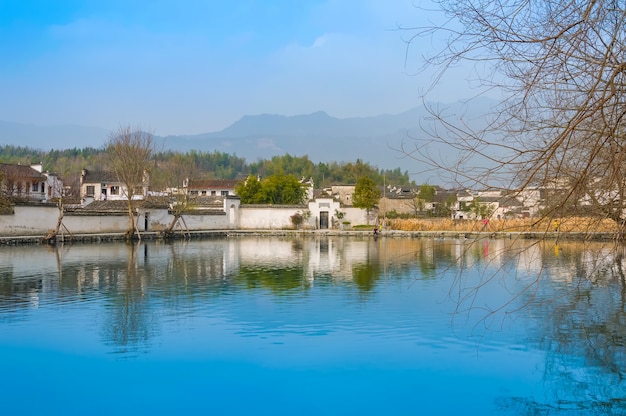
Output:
top-left (183, 178), bottom-right (240, 197)
top-left (80, 169), bottom-right (149, 204)
top-left (0, 163), bottom-right (63, 202)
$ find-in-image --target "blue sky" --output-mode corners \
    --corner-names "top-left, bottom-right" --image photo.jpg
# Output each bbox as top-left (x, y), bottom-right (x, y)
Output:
top-left (0, 0), bottom-right (472, 135)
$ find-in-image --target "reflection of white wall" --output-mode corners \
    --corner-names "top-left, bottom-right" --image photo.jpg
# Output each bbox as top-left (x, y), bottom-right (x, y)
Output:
top-left (236, 236), bottom-right (371, 280)
top-left (13, 237), bottom-right (615, 307)
top-left (306, 238), bottom-right (341, 279)
top-left (305, 238), bottom-right (370, 281)
top-left (238, 238), bottom-right (303, 266)
top-left (2, 238), bottom-right (377, 305)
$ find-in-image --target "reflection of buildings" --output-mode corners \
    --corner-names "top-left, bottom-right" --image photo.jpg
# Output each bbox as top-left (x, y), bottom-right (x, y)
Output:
top-left (304, 237), bottom-right (369, 281)
top-left (4, 237), bottom-right (617, 312)
top-left (4, 236), bottom-right (624, 359)
top-left (0, 237), bottom-right (397, 304)
top-left (236, 237), bottom-right (371, 282)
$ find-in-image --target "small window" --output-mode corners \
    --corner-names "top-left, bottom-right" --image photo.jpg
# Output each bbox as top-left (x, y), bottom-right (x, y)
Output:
top-left (110, 186), bottom-right (119, 195)
top-left (201, 191), bottom-right (207, 196)
top-left (190, 190), bottom-right (199, 196)
top-left (86, 185), bottom-right (95, 196)
top-left (221, 190), bottom-right (229, 196)
top-left (32, 182), bottom-right (38, 192)
top-left (211, 191), bottom-right (216, 196)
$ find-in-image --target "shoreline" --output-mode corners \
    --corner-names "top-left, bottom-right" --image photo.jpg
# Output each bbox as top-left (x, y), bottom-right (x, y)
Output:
top-left (0, 228), bottom-right (618, 246)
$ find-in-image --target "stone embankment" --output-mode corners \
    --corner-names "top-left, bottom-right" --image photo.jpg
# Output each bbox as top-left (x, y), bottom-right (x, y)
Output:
top-left (0, 228), bottom-right (617, 246)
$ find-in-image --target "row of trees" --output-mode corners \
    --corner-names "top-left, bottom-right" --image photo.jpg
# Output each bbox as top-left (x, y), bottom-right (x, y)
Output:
top-left (234, 174), bottom-right (383, 217)
top-left (235, 175), bottom-right (307, 205)
top-left (0, 145), bottom-right (414, 192)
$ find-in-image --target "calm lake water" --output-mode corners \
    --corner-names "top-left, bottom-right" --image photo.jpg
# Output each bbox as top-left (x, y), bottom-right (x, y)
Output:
top-left (1, 235), bottom-right (625, 415)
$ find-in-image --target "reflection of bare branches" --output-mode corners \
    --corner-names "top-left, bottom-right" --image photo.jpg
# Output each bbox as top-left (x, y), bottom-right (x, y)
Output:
top-left (421, 236), bottom-right (626, 411)
top-left (515, 241), bottom-right (626, 410)
top-left (101, 242), bottom-right (157, 356)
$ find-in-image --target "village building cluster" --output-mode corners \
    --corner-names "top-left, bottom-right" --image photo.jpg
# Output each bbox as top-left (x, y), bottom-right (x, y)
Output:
top-left (0, 162), bottom-right (552, 225)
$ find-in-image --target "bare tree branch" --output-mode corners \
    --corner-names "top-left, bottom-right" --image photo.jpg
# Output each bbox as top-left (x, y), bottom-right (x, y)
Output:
top-left (402, 0), bottom-right (626, 239)
top-left (107, 125), bottom-right (154, 240)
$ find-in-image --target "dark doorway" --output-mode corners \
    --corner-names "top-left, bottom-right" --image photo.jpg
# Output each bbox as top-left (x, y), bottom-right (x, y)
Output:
top-left (320, 211), bottom-right (329, 229)
top-left (144, 212), bottom-right (149, 231)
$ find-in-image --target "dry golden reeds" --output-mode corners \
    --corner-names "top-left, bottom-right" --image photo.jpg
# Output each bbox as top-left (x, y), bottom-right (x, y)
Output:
top-left (388, 217), bottom-right (619, 233)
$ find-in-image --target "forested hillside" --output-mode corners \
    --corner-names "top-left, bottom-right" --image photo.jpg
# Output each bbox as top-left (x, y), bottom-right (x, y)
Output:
top-left (0, 145), bottom-right (415, 190)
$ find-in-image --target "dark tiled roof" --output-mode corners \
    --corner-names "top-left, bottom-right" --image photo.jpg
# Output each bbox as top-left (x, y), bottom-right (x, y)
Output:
top-left (78, 200), bottom-right (131, 212)
top-left (142, 196), bottom-right (170, 209)
top-left (499, 196), bottom-right (524, 207)
top-left (477, 196), bottom-right (501, 203)
top-left (64, 200), bottom-right (129, 216)
top-left (0, 163), bottom-right (46, 180)
top-left (193, 196), bottom-right (227, 206)
top-left (82, 170), bottom-right (119, 183)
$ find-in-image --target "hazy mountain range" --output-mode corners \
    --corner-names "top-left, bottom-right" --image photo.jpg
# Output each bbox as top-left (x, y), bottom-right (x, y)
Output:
top-left (0, 98), bottom-right (497, 183)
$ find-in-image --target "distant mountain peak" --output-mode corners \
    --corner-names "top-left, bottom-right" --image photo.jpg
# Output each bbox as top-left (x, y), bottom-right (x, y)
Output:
top-left (0, 98), bottom-right (500, 185)
top-left (218, 110), bottom-right (341, 138)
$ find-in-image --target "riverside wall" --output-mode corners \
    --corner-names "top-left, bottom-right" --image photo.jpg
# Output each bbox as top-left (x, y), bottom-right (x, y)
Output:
top-left (0, 228), bottom-right (614, 246)
top-left (0, 203), bottom-right (617, 245)
top-left (0, 200), bottom-right (370, 243)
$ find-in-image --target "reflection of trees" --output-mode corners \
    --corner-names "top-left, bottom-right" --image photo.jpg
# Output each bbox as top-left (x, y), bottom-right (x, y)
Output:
top-left (422, 239), bottom-right (464, 277)
top-left (351, 239), bottom-right (384, 292)
top-left (97, 242), bottom-right (156, 356)
top-left (237, 265), bottom-right (308, 293)
top-left (493, 241), bottom-right (626, 414)
top-left (352, 262), bottom-right (381, 292)
top-left (4, 235), bottom-right (626, 411)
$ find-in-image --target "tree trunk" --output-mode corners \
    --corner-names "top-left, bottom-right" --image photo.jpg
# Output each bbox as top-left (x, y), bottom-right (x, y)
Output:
top-left (41, 201), bottom-right (64, 244)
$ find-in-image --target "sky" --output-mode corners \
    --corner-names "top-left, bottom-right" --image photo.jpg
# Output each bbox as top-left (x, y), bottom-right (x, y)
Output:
top-left (0, 0), bottom-right (473, 136)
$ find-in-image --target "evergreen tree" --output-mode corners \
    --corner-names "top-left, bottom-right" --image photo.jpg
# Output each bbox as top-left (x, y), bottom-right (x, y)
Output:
top-left (353, 176), bottom-right (380, 224)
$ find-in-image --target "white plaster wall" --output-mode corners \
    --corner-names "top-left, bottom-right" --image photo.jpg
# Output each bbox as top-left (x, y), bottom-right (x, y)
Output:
top-left (143, 209), bottom-right (171, 231)
top-left (63, 214), bottom-right (131, 234)
top-left (145, 197), bottom-right (239, 232)
top-left (238, 206), bottom-right (302, 229)
top-left (0, 205), bottom-right (58, 236)
top-left (173, 213), bottom-right (229, 230)
top-left (0, 199), bottom-right (365, 236)
top-left (343, 207), bottom-right (370, 225)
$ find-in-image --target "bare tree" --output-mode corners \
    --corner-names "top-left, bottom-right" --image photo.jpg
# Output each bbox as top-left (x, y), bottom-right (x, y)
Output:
top-left (41, 177), bottom-right (71, 244)
top-left (161, 154), bottom-right (200, 238)
top-left (106, 125), bottom-right (154, 240)
top-left (402, 0), bottom-right (626, 239)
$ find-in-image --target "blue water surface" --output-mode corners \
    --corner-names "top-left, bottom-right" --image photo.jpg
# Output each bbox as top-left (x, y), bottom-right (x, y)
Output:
top-left (1, 237), bottom-right (624, 415)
